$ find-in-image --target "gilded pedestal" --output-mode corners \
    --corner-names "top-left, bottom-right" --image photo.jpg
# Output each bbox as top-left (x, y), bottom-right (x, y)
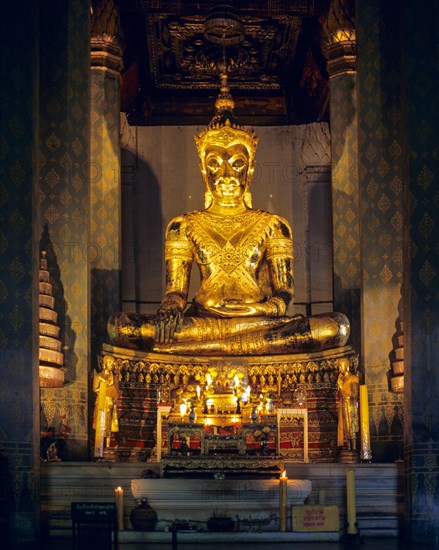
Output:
top-left (101, 343), bottom-right (355, 463)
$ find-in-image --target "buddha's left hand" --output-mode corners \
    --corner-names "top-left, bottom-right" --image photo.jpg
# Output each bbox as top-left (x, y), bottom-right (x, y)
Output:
top-left (206, 298), bottom-right (284, 317)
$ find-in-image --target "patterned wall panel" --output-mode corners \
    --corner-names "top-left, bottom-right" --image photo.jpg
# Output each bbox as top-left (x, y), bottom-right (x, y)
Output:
top-left (0, 3), bottom-right (40, 543)
top-left (356, 0), bottom-right (404, 462)
top-left (401, 0), bottom-right (439, 541)
top-left (39, 0), bottom-right (90, 460)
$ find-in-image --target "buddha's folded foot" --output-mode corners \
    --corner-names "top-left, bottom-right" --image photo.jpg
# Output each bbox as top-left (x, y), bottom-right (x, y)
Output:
top-left (107, 312), bottom-right (154, 350)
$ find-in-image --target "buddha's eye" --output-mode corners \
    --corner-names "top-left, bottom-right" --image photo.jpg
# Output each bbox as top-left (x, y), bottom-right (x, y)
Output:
top-left (206, 158), bottom-right (221, 173)
top-left (231, 157), bottom-right (246, 172)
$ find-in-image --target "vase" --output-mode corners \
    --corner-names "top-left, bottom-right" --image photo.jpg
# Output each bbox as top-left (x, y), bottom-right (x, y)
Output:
top-left (130, 498), bottom-right (158, 531)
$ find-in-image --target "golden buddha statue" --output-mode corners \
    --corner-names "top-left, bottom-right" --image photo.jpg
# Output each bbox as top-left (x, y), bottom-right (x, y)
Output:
top-left (108, 75), bottom-right (349, 356)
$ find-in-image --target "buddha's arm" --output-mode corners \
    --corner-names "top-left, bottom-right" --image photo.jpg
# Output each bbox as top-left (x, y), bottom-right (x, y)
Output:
top-left (155, 217), bottom-right (193, 343)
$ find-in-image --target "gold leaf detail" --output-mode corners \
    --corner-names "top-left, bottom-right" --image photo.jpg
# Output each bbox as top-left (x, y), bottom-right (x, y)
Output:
top-left (378, 193), bottom-right (391, 214)
top-left (419, 212), bottom-right (434, 239)
top-left (389, 176), bottom-right (402, 196)
top-left (419, 260), bottom-right (435, 287)
top-left (380, 264), bottom-right (393, 284)
top-left (417, 165), bottom-right (433, 191)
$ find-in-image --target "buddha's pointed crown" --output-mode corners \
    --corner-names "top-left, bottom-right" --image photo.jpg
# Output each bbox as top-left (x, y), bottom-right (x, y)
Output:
top-left (194, 73), bottom-right (259, 160)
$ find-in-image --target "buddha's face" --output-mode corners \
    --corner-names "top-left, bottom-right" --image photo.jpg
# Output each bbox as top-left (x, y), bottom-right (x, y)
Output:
top-left (203, 144), bottom-right (251, 206)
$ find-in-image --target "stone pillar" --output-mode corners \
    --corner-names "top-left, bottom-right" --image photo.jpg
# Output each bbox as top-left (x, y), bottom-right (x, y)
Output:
top-left (398, 0), bottom-right (439, 542)
top-left (325, 0), bottom-right (361, 353)
top-left (0, 3), bottom-right (40, 544)
top-left (39, 0), bottom-right (91, 460)
top-left (90, 6), bottom-right (123, 368)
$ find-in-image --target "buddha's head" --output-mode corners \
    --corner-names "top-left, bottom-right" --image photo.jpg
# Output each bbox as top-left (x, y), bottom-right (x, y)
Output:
top-left (195, 74), bottom-right (259, 208)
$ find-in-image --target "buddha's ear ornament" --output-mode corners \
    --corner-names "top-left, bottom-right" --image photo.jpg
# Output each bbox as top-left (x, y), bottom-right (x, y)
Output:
top-left (204, 191), bottom-right (213, 209)
top-left (244, 191), bottom-right (252, 208)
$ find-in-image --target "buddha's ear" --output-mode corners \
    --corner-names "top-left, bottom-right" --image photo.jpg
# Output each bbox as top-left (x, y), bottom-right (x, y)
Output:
top-left (199, 161), bottom-right (207, 182)
top-left (247, 160), bottom-right (256, 181)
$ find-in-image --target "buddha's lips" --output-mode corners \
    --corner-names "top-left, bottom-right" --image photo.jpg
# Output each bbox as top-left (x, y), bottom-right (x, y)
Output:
top-left (215, 179), bottom-right (240, 193)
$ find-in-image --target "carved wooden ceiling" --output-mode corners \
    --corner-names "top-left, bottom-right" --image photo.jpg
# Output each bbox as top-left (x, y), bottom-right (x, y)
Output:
top-left (117, 1), bottom-right (330, 126)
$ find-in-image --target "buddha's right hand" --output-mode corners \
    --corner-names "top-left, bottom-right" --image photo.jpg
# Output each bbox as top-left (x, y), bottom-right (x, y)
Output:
top-left (154, 293), bottom-right (185, 343)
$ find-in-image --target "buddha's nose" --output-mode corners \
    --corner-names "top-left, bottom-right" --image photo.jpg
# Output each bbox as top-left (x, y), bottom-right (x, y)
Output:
top-left (220, 160), bottom-right (234, 178)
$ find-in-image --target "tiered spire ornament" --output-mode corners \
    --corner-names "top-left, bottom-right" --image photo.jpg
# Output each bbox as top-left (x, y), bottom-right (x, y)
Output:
top-left (39, 250), bottom-right (65, 387)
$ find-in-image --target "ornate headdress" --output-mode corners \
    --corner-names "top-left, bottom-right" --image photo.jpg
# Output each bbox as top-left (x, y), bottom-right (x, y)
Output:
top-left (195, 74), bottom-right (259, 207)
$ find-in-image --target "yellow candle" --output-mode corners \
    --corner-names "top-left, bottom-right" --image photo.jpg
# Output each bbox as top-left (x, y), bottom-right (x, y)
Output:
top-left (279, 471), bottom-right (288, 531)
top-left (114, 486), bottom-right (124, 531)
top-left (346, 469), bottom-right (357, 535)
top-left (359, 385), bottom-right (372, 461)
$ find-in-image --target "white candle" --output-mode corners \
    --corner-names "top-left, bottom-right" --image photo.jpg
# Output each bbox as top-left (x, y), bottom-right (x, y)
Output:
top-left (114, 486), bottom-right (124, 531)
top-left (279, 471), bottom-right (288, 531)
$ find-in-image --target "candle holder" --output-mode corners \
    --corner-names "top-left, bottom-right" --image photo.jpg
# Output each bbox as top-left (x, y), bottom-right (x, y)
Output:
top-left (341, 525), bottom-right (362, 545)
top-left (360, 448), bottom-right (372, 463)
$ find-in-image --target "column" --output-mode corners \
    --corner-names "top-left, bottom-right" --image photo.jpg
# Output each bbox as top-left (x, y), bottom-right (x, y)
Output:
top-left (0, 3), bottom-right (40, 543)
top-left (355, 0), bottom-right (404, 462)
top-left (399, 0), bottom-right (439, 542)
top-left (324, 0), bottom-right (361, 353)
top-left (89, 3), bottom-right (123, 368)
top-left (39, 0), bottom-right (91, 460)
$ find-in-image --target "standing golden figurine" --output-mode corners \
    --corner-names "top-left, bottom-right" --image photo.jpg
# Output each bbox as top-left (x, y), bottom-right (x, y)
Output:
top-left (108, 75), bottom-right (349, 355)
top-left (337, 357), bottom-right (360, 463)
top-left (92, 355), bottom-right (120, 459)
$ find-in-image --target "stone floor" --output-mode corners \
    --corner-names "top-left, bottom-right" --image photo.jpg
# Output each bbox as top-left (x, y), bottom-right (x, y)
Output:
top-left (11, 536), bottom-right (437, 549)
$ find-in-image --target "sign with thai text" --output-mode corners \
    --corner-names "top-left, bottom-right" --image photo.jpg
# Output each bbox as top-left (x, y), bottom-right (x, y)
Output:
top-left (292, 505), bottom-right (339, 532)
top-left (71, 502), bottom-right (116, 522)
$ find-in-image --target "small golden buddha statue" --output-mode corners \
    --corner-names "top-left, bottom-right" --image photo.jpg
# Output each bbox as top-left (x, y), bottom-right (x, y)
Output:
top-left (93, 355), bottom-right (120, 458)
top-left (108, 75), bottom-right (349, 355)
top-left (337, 357), bottom-right (359, 451)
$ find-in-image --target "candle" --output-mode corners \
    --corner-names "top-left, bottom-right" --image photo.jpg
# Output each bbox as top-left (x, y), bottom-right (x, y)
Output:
top-left (359, 385), bottom-right (372, 461)
top-left (346, 469), bottom-right (357, 535)
top-left (114, 486), bottom-right (124, 531)
top-left (179, 402), bottom-right (187, 420)
top-left (196, 385), bottom-right (201, 400)
top-left (279, 471), bottom-right (288, 531)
